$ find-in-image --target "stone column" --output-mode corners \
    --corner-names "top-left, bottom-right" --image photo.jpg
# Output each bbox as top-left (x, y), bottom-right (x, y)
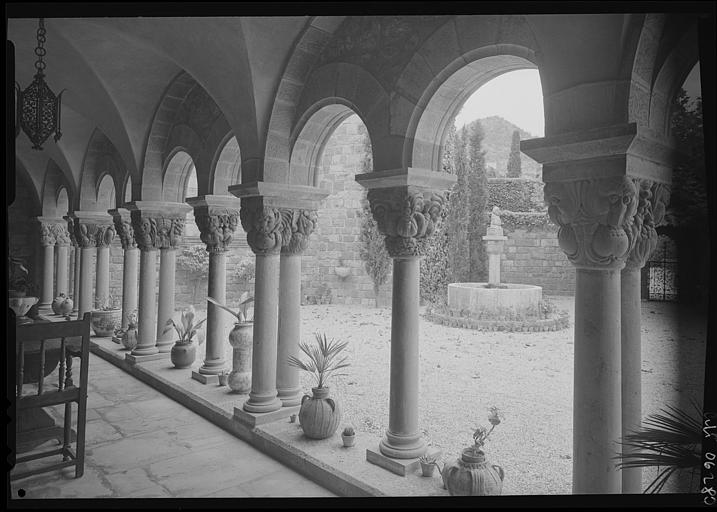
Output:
top-left (94, 223), bottom-right (116, 308)
top-left (54, 224), bottom-right (71, 297)
top-left (66, 216), bottom-right (81, 314)
top-left (356, 169), bottom-right (454, 471)
top-left (71, 212), bottom-right (109, 320)
top-left (620, 180), bottom-right (671, 493)
top-left (229, 182), bottom-right (328, 417)
top-left (483, 213), bottom-right (507, 286)
top-left (187, 195), bottom-right (241, 384)
top-left (125, 202), bottom-right (189, 362)
top-left (110, 208), bottom-right (140, 331)
top-left (37, 219), bottom-right (57, 310)
top-left (277, 210), bottom-right (318, 406)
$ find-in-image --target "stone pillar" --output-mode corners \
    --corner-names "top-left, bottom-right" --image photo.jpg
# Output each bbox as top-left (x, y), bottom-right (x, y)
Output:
top-left (356, 169), bottom-right (454, 470)
top-left (110, 208), bottom-right (140, 331)
top-left (523, 123), bottom-right (676, 494)
top-left (277, 210), bottom-right (318, 406)
top-left (126, 202), bottom-right (189, 363)
top-left (66, 216), bottom-right (81, 314)
top-left (37, 220), bottom-right (57, 309)
top-left (156, 247), bottom-right (178, 352)
top-left (54, 224), bottom-right (71, 297)
top-left (71, 212), bottom-right (111, 320)
top-left (228, 182), bottom-right (328, 417)
top-left (94, 223), bottom-right (115, 308)
top-left (187, 195), bottom-right (241, 384)
top-left (620, 180), bottom-right (671, 493)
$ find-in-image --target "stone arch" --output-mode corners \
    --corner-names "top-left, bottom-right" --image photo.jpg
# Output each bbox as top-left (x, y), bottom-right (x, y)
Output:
top-left (210, 133), bottom-right (242, 195)
top-left (56, 188), bottom-right (70, 217)
top-left (96, 173), bottom-right (117, 210)
top-left (123, 174), bottom-right (133, 205)
top-left (392, 16), bottom-right (541, 171)
top-left (41, 161), bottom-right (73, 217)
top-left (290, 102), bottom-right (369, 187)
top-left (79, 129), bottom-right (125, 211)
top-left (162, 149), bottom-right (195, 202)
top-left (14, 158), bottom-right (43, 216)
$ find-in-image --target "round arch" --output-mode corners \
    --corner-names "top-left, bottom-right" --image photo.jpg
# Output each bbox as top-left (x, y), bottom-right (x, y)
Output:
top-left (162, 149), bottom-right (196, 202)
top-left (56, 187), bottom-right (70, 216)
top-left (97, 173), bottom-right (117, 209)
top-left (209, 134), bottom-right (241, 195)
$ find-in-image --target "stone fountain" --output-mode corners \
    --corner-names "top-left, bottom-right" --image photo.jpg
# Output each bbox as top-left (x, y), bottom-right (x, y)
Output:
top-left (447, 207), bottom-right (543, 318)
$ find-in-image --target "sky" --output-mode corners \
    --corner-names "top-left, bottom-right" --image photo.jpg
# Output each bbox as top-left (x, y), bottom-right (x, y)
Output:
top-left (454, 63), bottom-right (702, 137)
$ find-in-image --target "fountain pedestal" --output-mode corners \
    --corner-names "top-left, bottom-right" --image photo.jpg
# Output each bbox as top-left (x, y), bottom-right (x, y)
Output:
top-left (483, 234), bottom-right (507, 286)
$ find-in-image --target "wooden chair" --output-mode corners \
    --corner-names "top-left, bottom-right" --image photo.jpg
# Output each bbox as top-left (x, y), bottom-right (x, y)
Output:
top-left (11, 313), bottom-right (91, 481)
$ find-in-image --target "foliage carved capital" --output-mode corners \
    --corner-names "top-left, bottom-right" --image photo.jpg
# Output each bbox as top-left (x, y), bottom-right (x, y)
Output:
top-left (623, 180), bottom-right (671, 270)
top-left (51, 224), bottom-right (71, 247)
top-left (113, 217), bottom-right (137, 250)
top-left (73, 221), bottom-right (102, 249)
top-left (95, 224), bottom-right (116, 248)
top-left (239, 203), bottom-right (287, 256)
top-left (38, 222), bottom-right (56, 246)
top-left (367, 187), bottom-right (448, 258)
top-left (543, 176), bottom-right (639, 269)
top-left (131, 212), bottom-right (186, 251)
top-left (281, 209), bottom-right (318, 255)
top-left (195, 209), bottom-right (240, 253)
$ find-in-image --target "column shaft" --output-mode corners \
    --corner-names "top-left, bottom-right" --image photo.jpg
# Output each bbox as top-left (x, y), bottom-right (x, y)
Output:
top-left (72, 247), bottom-right (81, 313)
top-left (573, 268), bottom-right (622, 494)
top-left (78, 247), bottom-right (95, 319)
top-left (243, 253), bottom-right (282, 413)
top-left (200, 251), bottom-right (228, 375)
top-left (56, 245), bottom-right (69, 296)
top-left (132, 249), bottom-right (159, 356)
top-left (40, 244), bottom-right (55, 308)
top-left (121, 248), bottom-right (140, 330)
top-left (276, 253), bottom-right (302, 406)
top-left (156, 248), bottom-right (177, 352)
top-left (620, 266), bottom-right (642, 493)
top-left (96, 246), bottom-right (110, 306)
top-left (379, 256), bottom-right (426, 459)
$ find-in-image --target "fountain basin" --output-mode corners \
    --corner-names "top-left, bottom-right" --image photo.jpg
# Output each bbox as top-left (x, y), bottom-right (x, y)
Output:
top-left (448, 283), bottom-right (542, 317)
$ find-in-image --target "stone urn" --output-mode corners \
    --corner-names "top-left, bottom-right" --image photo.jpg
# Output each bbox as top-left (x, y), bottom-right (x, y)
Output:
top-left (52, 294), bottom-right (74, 316)
top-left (90, 309), bottom-right (122, 337)
top-left (9, 296), bottom-right (39, 325)
top-left (170, 341), bottom-right (197, 369)
top-left (442, 448), bottom-right (504, 496)
top-left (227, 322), bottom-right (253, 393)
top-left (121, 325), bottom-right (139, 351)
top-left (298, 386), bottom-right (341, 440)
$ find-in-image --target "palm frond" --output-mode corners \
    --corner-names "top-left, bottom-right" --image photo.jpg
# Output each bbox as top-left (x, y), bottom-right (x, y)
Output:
top-left (288, 332), bottom-right (350, 388)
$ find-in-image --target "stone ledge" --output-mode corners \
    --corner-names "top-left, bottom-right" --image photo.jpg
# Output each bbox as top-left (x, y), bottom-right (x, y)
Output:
top-left (233, 405), bottom-right (300, 428)
top-left (191, 371), bottom-right (219, 385)
top-left (125, 352), bottom-right (167, 365)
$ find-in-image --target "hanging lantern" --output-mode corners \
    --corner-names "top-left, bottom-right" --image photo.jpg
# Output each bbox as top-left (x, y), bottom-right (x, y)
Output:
top-left (15, 18), bottom-right (64, 150)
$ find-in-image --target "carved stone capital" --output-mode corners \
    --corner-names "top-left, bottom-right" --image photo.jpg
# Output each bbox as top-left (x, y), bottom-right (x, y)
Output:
top-left (130, 212), bottom-right (186, 251)
top-left (52, 224), bottom-right (71, 247)
top-left (38, 222), bottom-right (56, 246)
top-left (367, 187), bottom-right (448, 258)
top-left (239, 201), bottom-right (287, 256)
top-left (95, 224), bottom-right (116, 248)
top-left (624, 180), bottom-right (671, 270)
top-left (114, 217), bottom-right (136, 250)
top-left (544, 176), bottom-right (639, 269)
top-left (281, 209), bottom-right (318, 255)
top-left (195, 209), bottom-right (240, 253)
top-left (73, 221), bottom-right (102, 249)
top-left (65, 217), bottom-right (78, 247)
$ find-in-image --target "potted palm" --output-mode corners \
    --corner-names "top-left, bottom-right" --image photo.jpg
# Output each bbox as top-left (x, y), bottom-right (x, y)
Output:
top-left (442, 407), bottom-right (505, 495)
top-left (288, 332), bottom-right (350, 440)
top-left (90, 295), bottom-right (122, 337)
top-left (163, 305), bottom-right (206, 369)
top-left (615, 401), bottom-right (703, 493)
top-left (207, 292), bottom-right (254, 393)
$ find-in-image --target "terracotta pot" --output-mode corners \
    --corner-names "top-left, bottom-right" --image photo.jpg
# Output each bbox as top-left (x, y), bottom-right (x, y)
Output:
top-left (298, 386), bottom-right (341, 440)
top-left (90, 309), bottom-right (122, 337)
top-left (342, 434), bottom-right (356, 447)
top-left (227, 322), bottom-right (252, 393)
top-left (420, 462), bottom-right (436, 477)
top-left (442, 448), bottom-right (504, 496)
top-left (121, 326), bottom-right (139, 351)
top-left (170, 342), bottom-right (197, 369)
top-left (218, 373), bottom-right (229, 386)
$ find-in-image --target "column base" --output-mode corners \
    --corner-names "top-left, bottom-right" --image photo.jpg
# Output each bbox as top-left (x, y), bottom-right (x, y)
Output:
top-left (198, 360), bottom-right (226, 376)
top-left (233, 405), bottom-right (300, 428)
top-left (378, 431), bottom-right (427, 459)
top-left (156, 340), bottom-right (174, 353)
top-left (125, 352), bottom-right (165, 365)
top-left (191, 371), bottom-right (220, 385)
top-left (366, 446), bottom-right (440, 477)
top-left (277, 387), bottom-right (302, 407)
top-left (243, 393), bottom-right (282, 414)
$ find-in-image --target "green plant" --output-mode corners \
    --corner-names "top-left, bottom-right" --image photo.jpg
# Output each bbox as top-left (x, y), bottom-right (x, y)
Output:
top-left (506, 130), bottom-right (522, 178)
top-left (94, 294), bottom-right (120, 311)
top-left (342, 426), bottom-right (355, 437)
top-left (287, 332), bottom-right (350, 389)
top-left (207, 291), bottom-right (254, 323)
top-left (234, 257), bottom-right (255, 291)
top-left (470, 407), bottom-right (502, 455)
top-left (177, 245), bottom-right (209, 305)
top-left (615, 401), bottom-right (702, 493)
top-left (419, 454), bottom-right (437, 464)
top-left (163, 305), bottom-right (206, 346)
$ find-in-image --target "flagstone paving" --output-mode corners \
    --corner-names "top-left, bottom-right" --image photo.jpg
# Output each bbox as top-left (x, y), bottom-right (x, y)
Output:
top-left (10, 353), bottom-right (336, 499)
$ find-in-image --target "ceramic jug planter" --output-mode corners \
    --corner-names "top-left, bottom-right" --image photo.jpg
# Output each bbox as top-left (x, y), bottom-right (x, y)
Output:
top-left (90, 309), bottom-right (122, 337)
top-left (442, 448), bottom-right (504, 496)
top-left (298, 386), bottom-right (341, 440)
top-left (227, 322), bottom-right (253, 393)
top-left (121, 326), bottom-right (139, 351)
top-left (171, 342), bottom-right (197, 369)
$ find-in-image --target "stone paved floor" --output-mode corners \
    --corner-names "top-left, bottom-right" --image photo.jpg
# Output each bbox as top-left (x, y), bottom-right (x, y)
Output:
top-left (9, 353), bottom-right (336, 499)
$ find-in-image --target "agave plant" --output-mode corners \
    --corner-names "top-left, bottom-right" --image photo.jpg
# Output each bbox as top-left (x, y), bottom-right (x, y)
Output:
top-left (615, 400), bottom-right (703, 493)
top-left (163, 305), bottom-right (206, 346)
top-left (287, 332), bottom-right (350, 389)
top-left (207, 291), bottom-right (254, 323)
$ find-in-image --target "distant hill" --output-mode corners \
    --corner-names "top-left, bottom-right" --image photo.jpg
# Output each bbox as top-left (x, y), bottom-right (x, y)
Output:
top-left (463, 116), bottom-right (541, 179)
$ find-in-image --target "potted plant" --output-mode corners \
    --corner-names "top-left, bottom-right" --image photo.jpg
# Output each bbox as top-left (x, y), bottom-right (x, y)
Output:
top-left (442, 407), bottom-right (505, 496)
top-left (207, 291), bottom-right (254, 393)
top-left (341, 426), bottom-right (356, 447)
top-left (51, 293), bottom-right (74, 316)
top-left (288, 332), bottom-right (350, 440)
top-left (419, 454), bottom-right (438, 477)
top-left (90, 295), bottom-right (122, 337)
top-left (163, 305), bottom-right (206, 369)
top-left (615, 401), bottom-right (702, 493)
top-left (218, 370), bottom-right (229, 387)
top-left (116, 310), bottom-right (139, 351)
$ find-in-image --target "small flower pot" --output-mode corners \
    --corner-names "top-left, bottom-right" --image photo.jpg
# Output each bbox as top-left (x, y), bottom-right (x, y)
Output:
top-left (341, 434), bottom-right (356, 447)
top-left (218, 373), bottom-right (229, 386)
top-left (420, 462), bottom-right (436, 477)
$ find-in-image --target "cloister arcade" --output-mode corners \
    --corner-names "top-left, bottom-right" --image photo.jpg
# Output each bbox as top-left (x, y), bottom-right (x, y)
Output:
top-left (7, 10), bottom-right (711, 495)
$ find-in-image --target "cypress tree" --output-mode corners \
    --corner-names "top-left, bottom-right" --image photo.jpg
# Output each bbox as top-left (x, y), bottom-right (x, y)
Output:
top-left (467, 121), bottom-right (489, 281)
top-left (507, 129), bottom-right (522, 178)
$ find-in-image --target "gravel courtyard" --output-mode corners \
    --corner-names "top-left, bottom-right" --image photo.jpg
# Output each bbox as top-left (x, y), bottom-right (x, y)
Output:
top-left (194, 296), bottom-right (707, 495)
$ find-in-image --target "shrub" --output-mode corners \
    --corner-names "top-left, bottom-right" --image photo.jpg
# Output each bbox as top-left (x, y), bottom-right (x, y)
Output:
top-left (177, 245), bottom-right (209, 305)
top-left (359, 200), bottom-right (390, 307)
